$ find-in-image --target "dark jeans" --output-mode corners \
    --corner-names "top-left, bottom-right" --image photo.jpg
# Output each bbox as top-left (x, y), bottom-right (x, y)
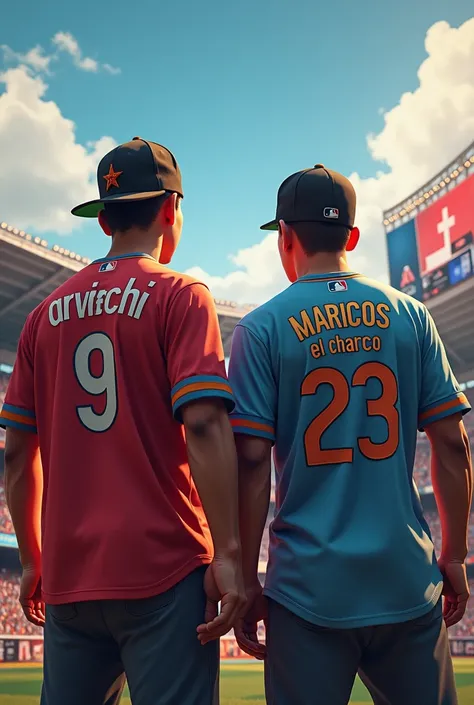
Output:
top-left (265, 597), bottom-right (457, 705)
top-left (41, 566), bottom-right (219, 705)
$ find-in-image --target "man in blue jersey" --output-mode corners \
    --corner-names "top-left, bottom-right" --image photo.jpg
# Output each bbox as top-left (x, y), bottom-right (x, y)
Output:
top-left (228, 165), bottom-right (473, 705)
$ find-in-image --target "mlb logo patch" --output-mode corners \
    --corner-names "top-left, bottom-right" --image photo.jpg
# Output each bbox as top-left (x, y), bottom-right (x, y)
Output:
top-left (99, 261), bottom-right (117, 273)
top-left (328, 280), bottom-right (348, 292)
top-left (323, 207), bottom-right (339, 219)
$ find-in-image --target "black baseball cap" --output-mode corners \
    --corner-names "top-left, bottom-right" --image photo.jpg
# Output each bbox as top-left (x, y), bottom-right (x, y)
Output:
top-left (72, 137), bottom-right (183, 218)
top-left (261, 164), bottom-right (356, 231)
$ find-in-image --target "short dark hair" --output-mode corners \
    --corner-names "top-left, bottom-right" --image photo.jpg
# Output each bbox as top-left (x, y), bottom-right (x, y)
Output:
top-left (103, 192), bottom-right (178, 233)
top-left (289, 221), bottom-right (351, 254)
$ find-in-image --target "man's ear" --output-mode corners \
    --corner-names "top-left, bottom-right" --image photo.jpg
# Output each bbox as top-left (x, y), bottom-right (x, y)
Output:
top-left (346, 226), bottom-right (360, 252)
top-left (279, 220), bottom-right (293, 252)
top-left (98, 210), bottom-right (112, 237)
top-left (159, 193), bottom-right (178, 226)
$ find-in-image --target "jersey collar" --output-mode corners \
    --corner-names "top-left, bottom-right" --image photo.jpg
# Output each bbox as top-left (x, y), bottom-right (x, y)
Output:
top-left (295, 271), bottom-right (359, 283)
top-left (91, 252), bottom-right (157, 264)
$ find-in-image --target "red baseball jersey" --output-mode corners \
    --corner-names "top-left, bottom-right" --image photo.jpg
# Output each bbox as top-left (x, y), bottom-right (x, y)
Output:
top-left (0, 253), bottom-right (234, 604)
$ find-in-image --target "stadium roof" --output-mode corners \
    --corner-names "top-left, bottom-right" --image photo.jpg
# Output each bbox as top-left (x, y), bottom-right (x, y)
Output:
top-left (0, 224), bottom-right (253, 357)
top-left (383, 141), bottom-right (474, 227)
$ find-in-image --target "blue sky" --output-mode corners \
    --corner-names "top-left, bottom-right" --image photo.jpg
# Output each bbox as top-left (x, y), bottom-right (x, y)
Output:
top-left (1, 1), bottom-right (474, 302)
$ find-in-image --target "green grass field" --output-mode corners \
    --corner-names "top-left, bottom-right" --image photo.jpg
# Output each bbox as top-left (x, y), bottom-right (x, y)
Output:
top-left (0, 660), bottom-right (473, 704)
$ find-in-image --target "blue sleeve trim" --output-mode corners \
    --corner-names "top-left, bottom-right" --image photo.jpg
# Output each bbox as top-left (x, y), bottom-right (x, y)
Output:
top-left (171, 374), bottom-right (231, 396)
top-left (172, 388), bottom-right (235, 423)
top-left (2, 403), bottom-right (36, 419)
top-left (230, 413), bottom-right (276, 443)
top-left (0, 417), bottom-right (38, 433)
top-left (418, 393), bottom-right (471, 431)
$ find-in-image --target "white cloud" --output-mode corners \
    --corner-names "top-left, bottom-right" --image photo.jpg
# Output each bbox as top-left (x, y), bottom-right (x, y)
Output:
top-left (103, 63), bottom-right (121, 76)
top-left (0, 66), bottom-right (115, 234)
top-left (189, 18), bottom-right (474, 304)
top-left (1, 44), bottom-right (54, 74)
top-left (2, 32), bottom-right (120, 77)
top-left (52, 32), bottom-right (121, 74)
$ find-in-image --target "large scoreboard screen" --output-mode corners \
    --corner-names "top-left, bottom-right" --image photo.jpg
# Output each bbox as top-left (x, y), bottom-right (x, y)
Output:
top-left (386, 172), bottom-right (474, 301)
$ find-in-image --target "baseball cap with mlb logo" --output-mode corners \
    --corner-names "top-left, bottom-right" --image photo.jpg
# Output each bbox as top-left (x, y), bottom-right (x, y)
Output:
top-left (260, 164), bottom-right (356, 231)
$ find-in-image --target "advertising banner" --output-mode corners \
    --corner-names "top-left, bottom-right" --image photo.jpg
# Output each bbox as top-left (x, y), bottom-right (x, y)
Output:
top-left (0, 638), bottom-right (19, 662)
top-left (416, 174), bottom-right (474, 276)
top-left (386, 172), bottom-right (474, 301)
top-left (386, 220), bottom-right (422, 301)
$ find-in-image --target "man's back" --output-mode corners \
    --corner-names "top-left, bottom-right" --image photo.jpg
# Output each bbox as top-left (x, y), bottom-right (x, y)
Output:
top-left (1, 253), bottom-right (233, 604)
top-left (230, 271), bottom-right (470, 627)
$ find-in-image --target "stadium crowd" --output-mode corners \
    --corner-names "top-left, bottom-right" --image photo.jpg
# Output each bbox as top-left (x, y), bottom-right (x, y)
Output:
top-left (0, 571), bottom-right (42, 635)
top-left (0, 371), bottom-right (8, 445)
top-left (0, 476), bottom-right (13, 535)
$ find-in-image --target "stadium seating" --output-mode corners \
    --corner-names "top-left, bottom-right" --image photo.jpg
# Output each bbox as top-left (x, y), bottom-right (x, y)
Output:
top-left (0, 371), bottom-right (9, 445)
top-left (0, 571), bottom-right (42, 635)
top-left (0, 476), bottom-right (13, 534)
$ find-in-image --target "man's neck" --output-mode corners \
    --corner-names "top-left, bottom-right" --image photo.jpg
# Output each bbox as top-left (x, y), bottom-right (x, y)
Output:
top-left (296, 251), bottom-right (350, 278)
top-left (106, 230), bottom-right (161, 261)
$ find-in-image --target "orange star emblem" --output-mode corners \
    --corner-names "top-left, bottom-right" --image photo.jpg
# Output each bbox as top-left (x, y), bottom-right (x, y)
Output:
top-left (103, 164), bottom-right (123, 191)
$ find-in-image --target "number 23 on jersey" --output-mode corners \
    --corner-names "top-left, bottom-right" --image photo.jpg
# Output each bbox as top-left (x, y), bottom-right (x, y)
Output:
top-left (301, 361), bottom-right (399, 466)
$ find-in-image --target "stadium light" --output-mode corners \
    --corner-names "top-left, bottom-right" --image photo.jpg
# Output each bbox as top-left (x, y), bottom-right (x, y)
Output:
top-left (0, 222), bottom-right (7, 229)
top-left (383, 140), bottom-right (474, 228)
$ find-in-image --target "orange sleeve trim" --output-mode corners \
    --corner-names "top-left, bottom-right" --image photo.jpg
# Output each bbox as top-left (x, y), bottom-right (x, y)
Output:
top-left (0, 410), bottom-right (36, 426)
top-left (230, 418), bottom-right (275, 435)
top-left (171, 381), bottom-right (233, 406)
top-left (419, 394), bottom-right (469, 424)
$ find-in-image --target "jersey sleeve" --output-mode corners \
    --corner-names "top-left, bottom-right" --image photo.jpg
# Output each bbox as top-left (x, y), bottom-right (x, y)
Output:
top-left (165, 283), bottom-right (234, 422)
top-left (418, 308), bottom-right (470, 430)
top-left (0, 319), bottom-right (37, 433)
top-left (228, 323), bottom-right (276, 443)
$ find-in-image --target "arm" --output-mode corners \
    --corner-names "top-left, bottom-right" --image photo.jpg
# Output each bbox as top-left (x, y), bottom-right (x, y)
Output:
top-left (233, 435), bottom-right (271, 661)
top-left (164, 283), bottom-right (245, 640)
top-left (0, 320), bottom-right (44, 626)
top-left (227, 323), bottom-right (277, 658)
top-left (235, 435), bottom-right (272, 589)
top-left (183, 399), bottom-right (245, 642)
top-left (418, 308), bottom-right (472, 627)
top-left (4, 428), bottom-right (43, 571)
top-left (182, 398), bottom-right (240, 558)
top-left (426, 414), bottom-right (473, 562)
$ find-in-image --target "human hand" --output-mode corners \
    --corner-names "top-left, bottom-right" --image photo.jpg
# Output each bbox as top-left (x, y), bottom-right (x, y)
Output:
top-left (438, 558), bottom-right (470, 628)
top-left (20, 564), bottom-right (45, 628)
top-left (234, 580), bottom-right (267, 660)
top-left (197, 553), bottom-right (246, 644)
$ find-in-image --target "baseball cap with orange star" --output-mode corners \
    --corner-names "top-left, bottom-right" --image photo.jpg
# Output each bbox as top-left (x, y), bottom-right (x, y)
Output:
top-left (72, 137), bottom-right (183, 218)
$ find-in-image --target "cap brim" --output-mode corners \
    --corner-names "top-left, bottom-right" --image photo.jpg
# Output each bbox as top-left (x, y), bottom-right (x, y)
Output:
top-left (260, 220), bottom-right (279, 231)
top-left (71, 190), bottom-right (167, 218)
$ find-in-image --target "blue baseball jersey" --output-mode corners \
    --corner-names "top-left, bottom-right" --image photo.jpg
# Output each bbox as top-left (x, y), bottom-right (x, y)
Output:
top-left (228, 271), bottom-right (470, 629)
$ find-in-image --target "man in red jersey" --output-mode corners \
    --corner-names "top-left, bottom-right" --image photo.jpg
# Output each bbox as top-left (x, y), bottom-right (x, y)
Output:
top-left (0, 137), bottom-right (245, 705)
